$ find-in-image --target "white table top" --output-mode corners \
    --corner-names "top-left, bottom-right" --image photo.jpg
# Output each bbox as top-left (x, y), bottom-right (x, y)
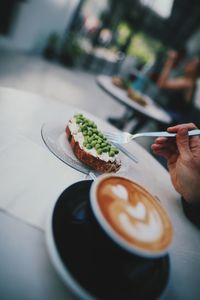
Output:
top-left (0, 87), bottom-right (200, 300)
top-left (97, 75), bottom-right (172, 124)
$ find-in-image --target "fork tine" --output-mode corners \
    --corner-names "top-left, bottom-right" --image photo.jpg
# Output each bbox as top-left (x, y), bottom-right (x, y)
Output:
top-left (105, 136), bottom-right (118, 142)
top-left (104, 131), bottom-right (132, 143)
top-left (103, 132), bottom-right (116, 139)
top-left (103, 132), bottom-right (120, 142)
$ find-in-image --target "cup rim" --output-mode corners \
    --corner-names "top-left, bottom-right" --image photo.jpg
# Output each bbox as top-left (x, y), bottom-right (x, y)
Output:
top-left (90, 174), bottom-right (173, 258)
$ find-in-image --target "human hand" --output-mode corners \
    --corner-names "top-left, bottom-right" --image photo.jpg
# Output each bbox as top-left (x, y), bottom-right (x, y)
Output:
top-left (167, 50), bottom-right (178, 61)
top-left (151, 123), bottom-right (200, 204)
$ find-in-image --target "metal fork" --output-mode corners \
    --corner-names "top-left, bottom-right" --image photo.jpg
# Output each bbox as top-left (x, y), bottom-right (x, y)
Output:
top-left (103, 129), bottom-right (200, 144)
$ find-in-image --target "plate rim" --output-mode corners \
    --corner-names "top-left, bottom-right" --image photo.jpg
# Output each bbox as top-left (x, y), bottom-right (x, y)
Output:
top-left (41, 121), bottom-right (136, 175)
top-left (41, 122), bottom-right (91, 175)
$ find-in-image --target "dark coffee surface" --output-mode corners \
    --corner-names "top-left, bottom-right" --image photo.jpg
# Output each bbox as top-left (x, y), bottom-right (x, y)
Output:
top-left (52, 180), bottom-right (170, 300)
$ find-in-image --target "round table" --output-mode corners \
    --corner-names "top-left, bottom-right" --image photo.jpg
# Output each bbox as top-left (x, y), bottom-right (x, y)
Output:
top-left (96, 75), bottom-right (172, 132)
top-left (0, 87), bottom-right (200, 300)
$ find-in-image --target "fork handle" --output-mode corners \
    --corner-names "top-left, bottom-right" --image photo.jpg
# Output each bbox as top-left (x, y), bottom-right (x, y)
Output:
top-left (138, 129), bottom-right (200, 138)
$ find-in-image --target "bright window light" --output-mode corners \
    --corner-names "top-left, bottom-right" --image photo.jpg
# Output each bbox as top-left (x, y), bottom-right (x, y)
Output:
top-left (141, 0), bottom-right (174, 18)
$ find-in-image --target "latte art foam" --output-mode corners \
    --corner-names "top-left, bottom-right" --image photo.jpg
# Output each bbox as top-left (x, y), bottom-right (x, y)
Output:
top-left (96, 177), bottom-right (173, 254)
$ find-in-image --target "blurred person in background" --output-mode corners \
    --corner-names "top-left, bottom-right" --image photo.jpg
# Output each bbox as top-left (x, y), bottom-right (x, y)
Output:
top-left (99, 28), bottom-right (112, 47)
top-left (151, 122), bottom-right (200, 227)
top-left (149, 48), bottom-right (186, 83)
top-left (157, 50), bottom-right (200, 125)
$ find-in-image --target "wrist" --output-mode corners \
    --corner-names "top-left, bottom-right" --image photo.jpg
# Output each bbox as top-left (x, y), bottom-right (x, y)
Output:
top-left (178, 168), bottom-right (200, 205)
top-left (181, 197), bottom-right (200, 227)
top-left (182, 189), bottom-right (200, 206)
top-left (165, 59), bottom-right (175, 66)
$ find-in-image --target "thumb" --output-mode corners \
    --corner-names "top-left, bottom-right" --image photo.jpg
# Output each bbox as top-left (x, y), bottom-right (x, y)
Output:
top-left (176, 127), bottom-right (191, 160)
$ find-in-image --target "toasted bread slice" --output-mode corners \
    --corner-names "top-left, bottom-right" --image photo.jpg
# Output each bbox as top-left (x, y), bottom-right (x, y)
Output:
top-left (127, 88), bottom-right (147, 106)
top-left (112, 76), bottom-right (128, 90)
top-left (66, 116), bottom-right (121, 173)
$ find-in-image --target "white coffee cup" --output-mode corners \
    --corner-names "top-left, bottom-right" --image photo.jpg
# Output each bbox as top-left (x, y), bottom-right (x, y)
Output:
top-left (90, 174), bottom-right (173, 258)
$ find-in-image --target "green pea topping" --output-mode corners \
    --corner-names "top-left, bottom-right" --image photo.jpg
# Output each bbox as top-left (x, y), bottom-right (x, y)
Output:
top-left (106, 145), bottom-right (111, 151)
top-left (97, 148), bottom-right (103, 155)
top-left (92, 134), bottom-right (96, 139)
top-left (86, 144), bottom-right (92, 150)
top-left (102, 147), bottom-right (108, 153)
top-left (114, 148), bottom-right (119, 154)
top-left (98, 133), bottom-right (104, 138)
top-left (101, 142), bottom-right (107, 147)
top-left (109, 151), bottom-right (115, 157)
top-left (95, 144), bottom-right (101, 149)
top-left (74, 115), bottom-right (119, 157)
top-left (97, 138), bottom-right (102, 144)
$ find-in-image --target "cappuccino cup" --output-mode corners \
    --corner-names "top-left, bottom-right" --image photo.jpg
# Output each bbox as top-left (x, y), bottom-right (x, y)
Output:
top-left (89, 174), bottom-right (173, 258)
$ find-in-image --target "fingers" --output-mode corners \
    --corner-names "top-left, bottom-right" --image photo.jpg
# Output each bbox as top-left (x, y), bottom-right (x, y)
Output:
top-left (168, 50), bottom-right (178, 60)
top-left (167, 123), bottom-right (197, 133)
top-left (168, 123), bottom-right (200, 150)
top-left (152, 123), bottom-right (198, 161)
top-left (151, 138), bottom-right (177, 159)
top-left (152, 136), bottom-right (177, 151)
top-left (175, 127), bottom-right (191, 160)
top-left (151, 149), bottom-right (171, 160)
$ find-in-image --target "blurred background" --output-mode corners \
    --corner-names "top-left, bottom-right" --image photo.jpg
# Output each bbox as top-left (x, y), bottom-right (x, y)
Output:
top-left (0, 0), bottom-right (200, 155)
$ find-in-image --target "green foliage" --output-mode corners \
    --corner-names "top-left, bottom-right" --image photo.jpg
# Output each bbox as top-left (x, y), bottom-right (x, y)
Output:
top-left (115, 21), bottom-right (165, 64)
top-left (43, 32), bottom-right (59, 60)
top-left (47, 33), bottom-right (59, 47)
top-left (116, 22), bottom-right (131, 46)
top-left (64, 35), bottom-right (82, 56)
top-left (60, 33), bottom-right (84, 66)
top-left (127, 32), bottom-right (164, 64)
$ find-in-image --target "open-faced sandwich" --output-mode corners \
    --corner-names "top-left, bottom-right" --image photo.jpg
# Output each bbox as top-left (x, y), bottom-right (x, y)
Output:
top-left (112, 76), bottom-right (129, 90)
top-left (66, 114), bottom-right (121, 173)
top-left (127, 88), bottom-right (147, 106)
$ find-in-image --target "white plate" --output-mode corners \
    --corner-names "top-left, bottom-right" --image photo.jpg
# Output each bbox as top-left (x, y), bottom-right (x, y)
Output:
top-left (97, 75), bottom-right (172, 124)
top-left (41, 122), bottom-right (91, 174)
top-left (41, 121), bottom-right (135, 175)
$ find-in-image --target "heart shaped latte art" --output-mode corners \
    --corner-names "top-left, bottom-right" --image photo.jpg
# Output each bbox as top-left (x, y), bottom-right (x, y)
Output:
top-left (125, 202), bottom-right (146, 220)
top-left (96, 177), bottom-right (173, 253)
top-left (111, 184), bottom-right (128, 201)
